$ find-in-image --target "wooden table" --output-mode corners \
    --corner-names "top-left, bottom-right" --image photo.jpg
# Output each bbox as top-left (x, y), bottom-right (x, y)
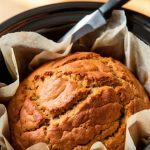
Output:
top-left (0, 0), bottom-right (150, 23)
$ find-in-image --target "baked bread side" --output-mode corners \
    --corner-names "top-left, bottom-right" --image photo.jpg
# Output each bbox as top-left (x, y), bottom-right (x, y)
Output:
top-left (8, 52), bottom-right (150, 150)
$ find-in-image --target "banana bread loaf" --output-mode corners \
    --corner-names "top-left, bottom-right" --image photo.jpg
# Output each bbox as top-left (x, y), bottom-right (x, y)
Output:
top-left (8, 52), bottom-right (150, 150)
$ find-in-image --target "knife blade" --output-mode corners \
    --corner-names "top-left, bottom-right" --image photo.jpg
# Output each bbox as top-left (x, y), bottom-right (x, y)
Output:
top-left (58, 0), bottom-right (130, 43)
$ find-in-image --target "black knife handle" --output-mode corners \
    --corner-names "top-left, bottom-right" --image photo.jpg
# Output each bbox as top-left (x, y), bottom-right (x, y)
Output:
top-left (99, 0), bottom-right (130, 18)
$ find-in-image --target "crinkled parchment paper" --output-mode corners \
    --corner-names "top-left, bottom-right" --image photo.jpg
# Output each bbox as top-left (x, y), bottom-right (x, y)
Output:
top-left (0, 10), bottom-right (150, 150)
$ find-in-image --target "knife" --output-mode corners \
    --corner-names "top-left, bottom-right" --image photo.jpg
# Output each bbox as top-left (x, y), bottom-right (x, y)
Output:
top-left (58, 0), bottom-right (130, 43)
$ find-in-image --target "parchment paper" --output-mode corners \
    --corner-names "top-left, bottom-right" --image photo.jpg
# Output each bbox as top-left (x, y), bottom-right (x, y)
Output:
top-left (0, 10), bottom-right (150, 150)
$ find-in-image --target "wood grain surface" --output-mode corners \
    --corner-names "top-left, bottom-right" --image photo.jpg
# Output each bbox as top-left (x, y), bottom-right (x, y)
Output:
top-left (0, 0), bottom-right (149, 23)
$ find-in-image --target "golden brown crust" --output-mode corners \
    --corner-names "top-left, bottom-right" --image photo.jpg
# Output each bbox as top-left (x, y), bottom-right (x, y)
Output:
top-left (8, 52), bottom-right (150, 150)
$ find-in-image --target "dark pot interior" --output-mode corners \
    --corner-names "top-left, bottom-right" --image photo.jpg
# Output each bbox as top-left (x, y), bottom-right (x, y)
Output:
top-left (0, 2), bottom-right (150, 44)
